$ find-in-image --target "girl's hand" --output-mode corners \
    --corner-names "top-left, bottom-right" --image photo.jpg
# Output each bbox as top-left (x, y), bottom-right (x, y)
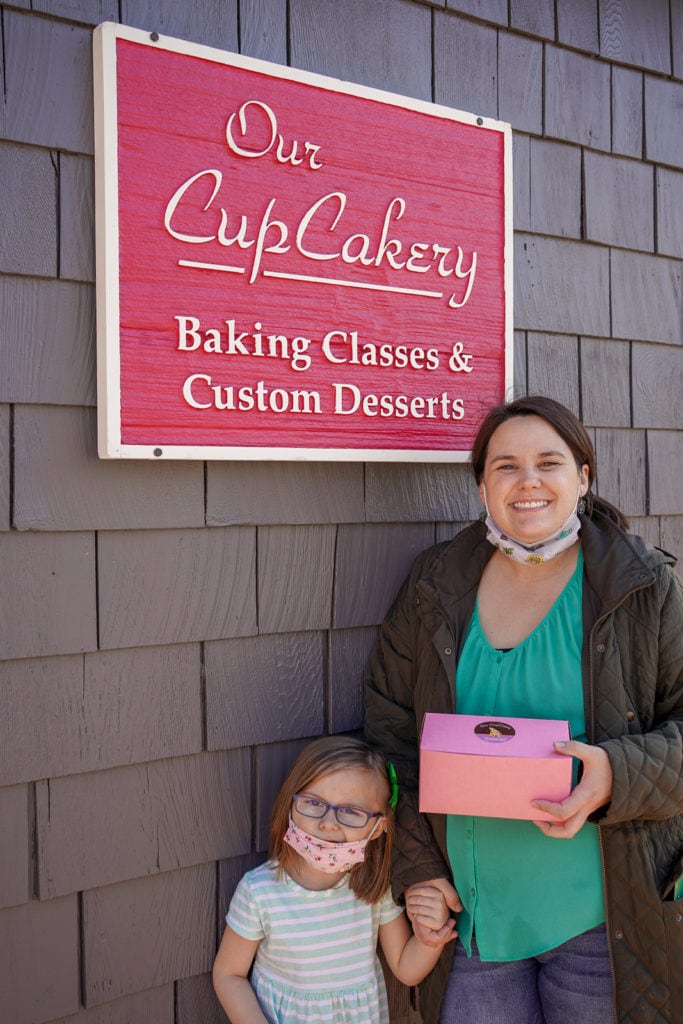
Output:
top-left (532, 740), bottom-right (613, 839)
top-left (404, 877), bottom-right (461, 947)
top-left (405, 884), bottom-right (451, 931)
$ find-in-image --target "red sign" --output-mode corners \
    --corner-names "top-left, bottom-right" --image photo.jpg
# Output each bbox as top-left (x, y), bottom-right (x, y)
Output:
top-left (94, 23), bottom-right (512, 460)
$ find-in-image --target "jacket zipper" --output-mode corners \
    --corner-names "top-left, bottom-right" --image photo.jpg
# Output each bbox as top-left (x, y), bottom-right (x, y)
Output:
top-left (588, 573), bottom-right (654, 1024)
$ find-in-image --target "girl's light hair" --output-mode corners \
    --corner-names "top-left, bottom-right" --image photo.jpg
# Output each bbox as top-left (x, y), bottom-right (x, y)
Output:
top-left (269, 736), bottom-right (394, 905)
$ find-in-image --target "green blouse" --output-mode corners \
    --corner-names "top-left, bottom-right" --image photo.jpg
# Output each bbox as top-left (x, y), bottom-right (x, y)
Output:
top-left (446, 547), bottom-right (605, 960)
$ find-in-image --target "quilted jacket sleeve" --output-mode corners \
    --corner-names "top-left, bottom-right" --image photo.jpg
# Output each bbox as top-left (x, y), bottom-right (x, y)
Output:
top-left (599, 563), bottom-right (683, 825)
top-left (365, 569), bottom-right (451, 900)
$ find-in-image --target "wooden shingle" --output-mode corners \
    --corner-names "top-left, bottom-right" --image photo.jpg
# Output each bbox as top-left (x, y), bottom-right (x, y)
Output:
top-left (515, 235), bottom-right (610, 336)
top-left (37, 750), bottom-right (251, 898)
top-left (98, 527), bottom-right (257, 648)
top-left (584, 151), bottom-right (654, 251)
top-left (0, 531), bottom-right (97, 660)
top-left (1, 12), bottom-right (93, 152)
top-left (600, 0), bottom-right (671, 74)
top-left (14, 406), bottom-right (205, 532)
top-left (434, 13), bottom-right (498, 118)
top-left (207, 460), bottom-right (365, 526)
top-left (205, 631), bottom-right (325, 748)
top-left (83, 865), bottom-right (215, 1006)
top-left (291, 0), bottom-right (432, 100)
top-left (334, 522), bottom-right (435, 628)
top-left (0, 276), bottom-right (95, 405)
top-left (633, 343), bottom-right (683, 430)
top-left (611, 251), bottom-right (683, 345)
top-left (0, 142), bottom-right (56, 277)
top-left (648, 431), bottom-right (683, 516)
top-left (544, 46), bottom-right (611, 151)
top-left (0, 785), bottom-right (29, 910)
top-left (0, 895), bottom-right (79, 1024)
top-left (119, 0), bottom-right (238, 50)
top-left (0, 405), bottom-right (8, 530)
top-left (594, 427), bottom-right (647, 517)
top-left (257, 525), bottom-right (335, 633)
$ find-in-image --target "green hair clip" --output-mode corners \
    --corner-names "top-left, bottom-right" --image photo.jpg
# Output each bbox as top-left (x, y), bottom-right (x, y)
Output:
top-left (387, 761), bottom-right (399, 810)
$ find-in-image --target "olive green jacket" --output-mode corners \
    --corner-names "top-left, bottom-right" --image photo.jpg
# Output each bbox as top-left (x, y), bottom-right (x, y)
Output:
top-left (365, 512), bottom-right (683, 1024)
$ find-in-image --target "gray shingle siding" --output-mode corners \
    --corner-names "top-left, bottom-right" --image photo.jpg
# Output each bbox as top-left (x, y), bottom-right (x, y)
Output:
top-left (1, 2), bottom-right (680, 1021)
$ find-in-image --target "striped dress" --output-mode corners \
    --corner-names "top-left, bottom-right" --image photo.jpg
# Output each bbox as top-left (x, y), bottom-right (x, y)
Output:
top-left (226, 860), bottom-right (403, 1023)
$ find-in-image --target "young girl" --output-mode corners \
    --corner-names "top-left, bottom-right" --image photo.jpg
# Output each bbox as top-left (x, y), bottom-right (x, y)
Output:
top-left (213, 736), bottom-right (454, 1023)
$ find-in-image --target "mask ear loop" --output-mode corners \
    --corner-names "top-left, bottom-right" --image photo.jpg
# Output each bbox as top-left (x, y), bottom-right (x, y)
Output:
top-left (367, 816), bottom-right (383, 840)
top-left (480, 482), bottom-right (490, 520)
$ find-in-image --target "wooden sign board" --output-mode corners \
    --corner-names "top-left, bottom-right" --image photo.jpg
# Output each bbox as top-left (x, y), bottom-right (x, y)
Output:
top-left (94, 23), bottom-right (512, 461)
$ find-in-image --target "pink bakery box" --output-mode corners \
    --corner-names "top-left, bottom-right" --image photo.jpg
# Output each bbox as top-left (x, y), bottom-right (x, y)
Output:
top-left (419, 712), bottom-right (572, 821)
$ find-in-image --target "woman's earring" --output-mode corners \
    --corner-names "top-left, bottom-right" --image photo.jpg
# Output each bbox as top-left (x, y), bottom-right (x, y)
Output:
top-left (577, 497), bottom-right (586, 515)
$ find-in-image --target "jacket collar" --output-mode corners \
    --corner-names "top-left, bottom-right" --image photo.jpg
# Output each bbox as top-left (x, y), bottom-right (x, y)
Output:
top-left (418, 512), bottom-right (672, 617)
top-left (578, 510), bottom-right (669, 611)
top-left (416, 519), bottom-right (493, 615)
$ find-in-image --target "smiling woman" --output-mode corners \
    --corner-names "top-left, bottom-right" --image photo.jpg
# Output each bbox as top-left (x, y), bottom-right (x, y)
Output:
top-left (474, 414), bottom-right (591, 648)
top-left (478, 415), bottom-right (589, 551)
top-left (365, 395), bottom-right (683, 1024)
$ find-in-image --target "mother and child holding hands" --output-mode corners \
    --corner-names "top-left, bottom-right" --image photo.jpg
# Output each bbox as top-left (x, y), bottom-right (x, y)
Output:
top-left (213, 396), bottom-right (683, 1024)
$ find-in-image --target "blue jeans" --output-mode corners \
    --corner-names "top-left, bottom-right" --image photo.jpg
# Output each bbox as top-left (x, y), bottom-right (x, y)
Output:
top-left (439, 924), bottom-right (613, 1024)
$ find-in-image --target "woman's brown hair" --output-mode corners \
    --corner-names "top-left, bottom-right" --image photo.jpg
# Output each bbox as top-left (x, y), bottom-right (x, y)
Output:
top-left (269, 736), bottom-right (394, 905)
top-left (471, 395), bottom-right (629, 529)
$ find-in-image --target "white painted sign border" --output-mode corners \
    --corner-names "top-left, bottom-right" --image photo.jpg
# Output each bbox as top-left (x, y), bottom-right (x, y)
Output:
top-left (94, 21), bottom-right (513, 462)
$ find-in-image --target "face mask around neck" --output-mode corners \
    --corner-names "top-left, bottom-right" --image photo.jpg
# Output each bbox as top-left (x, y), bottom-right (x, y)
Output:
top-left (481, 483), bottom-right (583, 566)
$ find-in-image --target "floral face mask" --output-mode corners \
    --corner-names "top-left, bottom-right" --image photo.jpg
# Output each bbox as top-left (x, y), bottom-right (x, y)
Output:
top-left (283, 816), bottom-right (381, 874)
